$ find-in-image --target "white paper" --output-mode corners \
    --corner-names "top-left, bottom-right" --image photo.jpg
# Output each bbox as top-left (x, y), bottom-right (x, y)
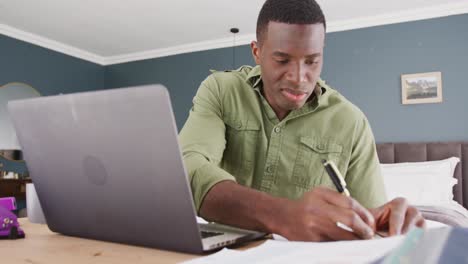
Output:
top-left (184, 220), bottom-right (446, 264)
top-left (425, 219), bottom-right (447, 228)
top-left (196, 216), bottom-right (209, 224)
top-left (181, 248), bottom-right (240, 264)
top-left (183, 236), bottom-right (403, 264)
top-left (242, 237), bottom-right (401, 264)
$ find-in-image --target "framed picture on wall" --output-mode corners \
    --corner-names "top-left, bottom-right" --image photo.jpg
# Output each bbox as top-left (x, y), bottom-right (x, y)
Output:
top-left (401, 71), bottom-right (442, 105)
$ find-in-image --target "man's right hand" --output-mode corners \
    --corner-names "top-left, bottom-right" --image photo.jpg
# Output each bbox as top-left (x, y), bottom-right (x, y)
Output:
top-left (276, 187), bottom-right (376, 241)
top-left (199, 182), bottom-right (376, 242)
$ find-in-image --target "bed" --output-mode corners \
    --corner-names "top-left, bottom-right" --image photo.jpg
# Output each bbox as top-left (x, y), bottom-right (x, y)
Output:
top-left (376, 142), bottom-right (468, 227)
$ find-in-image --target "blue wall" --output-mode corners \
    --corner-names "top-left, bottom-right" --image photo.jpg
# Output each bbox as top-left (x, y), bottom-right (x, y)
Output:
top-left (4, 14), bottom-right (466, 142)
top-left (322, 14), bottom-right (468, 142)
top-left (0, 34), bottom-right (104, 95)
top-left (105, 45), bottom-right (255, 130)
top-left (105, 14), bottom-right (468, 142)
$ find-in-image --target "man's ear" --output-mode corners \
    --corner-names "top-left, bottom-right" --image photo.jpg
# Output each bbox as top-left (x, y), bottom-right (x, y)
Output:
top-left (250, 41), bottom-right (261, 65)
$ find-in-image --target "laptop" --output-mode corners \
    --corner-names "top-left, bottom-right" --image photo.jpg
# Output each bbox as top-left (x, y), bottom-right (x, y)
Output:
top-left (7, 85), bottom-right (265, 254)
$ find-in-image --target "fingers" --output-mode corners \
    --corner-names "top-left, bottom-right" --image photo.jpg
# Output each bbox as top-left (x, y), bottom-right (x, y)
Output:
top-left (329, 208), bottom-right (375, 239)
top-left (372, 198), bottom-right (427, 237)
top-left (388, 198), bottom-right (407, 236)
top-left (416, 216), bottom-right (426, 229)
top-left (316, 187), bottom-right (375, 230)
top-left (312, 188), bottom-right (374, 239)
top-left (401, 206), bottom-right (425, 234)
top-left (317, 218), bottom-right (361, 241)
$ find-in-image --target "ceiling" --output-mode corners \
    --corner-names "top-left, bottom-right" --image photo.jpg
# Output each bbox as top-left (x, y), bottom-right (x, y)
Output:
top-left (1, 0), bottom-right (467, 65)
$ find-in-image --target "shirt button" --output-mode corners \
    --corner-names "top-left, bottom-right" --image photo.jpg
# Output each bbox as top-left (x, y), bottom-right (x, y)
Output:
top-left (274, 127), bottom-right (281, 133)
top-left (266, 166), bottom-right (274, 173)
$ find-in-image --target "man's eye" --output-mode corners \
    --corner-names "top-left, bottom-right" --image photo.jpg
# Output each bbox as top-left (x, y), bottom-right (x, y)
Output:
top-left (306, 60), bottom-right (320, 65)
top-left (276, 60), bottom-right (289, 64)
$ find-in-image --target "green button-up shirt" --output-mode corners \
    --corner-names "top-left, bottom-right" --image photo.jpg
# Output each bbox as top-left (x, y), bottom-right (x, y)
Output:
top-left (179, 65), bottom-right (386, 212)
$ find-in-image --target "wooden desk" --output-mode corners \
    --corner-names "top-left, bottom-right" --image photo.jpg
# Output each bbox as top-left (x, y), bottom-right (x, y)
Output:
top-left (1, 219), bottom-right (265, 264)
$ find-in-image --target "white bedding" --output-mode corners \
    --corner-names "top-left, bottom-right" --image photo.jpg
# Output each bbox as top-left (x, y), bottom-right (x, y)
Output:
top-left (416, 201), bottom-right (468, 227)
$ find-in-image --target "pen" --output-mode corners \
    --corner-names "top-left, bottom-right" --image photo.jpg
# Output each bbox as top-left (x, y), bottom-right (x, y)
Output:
top-left (322, 159), bottom-right (358, 234)
top-left (322, 159), bottom-right (350, 196)
top-left (322, 160), bottom-right (382, 238)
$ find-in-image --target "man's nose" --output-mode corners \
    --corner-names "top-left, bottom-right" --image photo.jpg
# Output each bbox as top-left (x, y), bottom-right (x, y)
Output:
top-left (286, 63), bottom-right (307, 85)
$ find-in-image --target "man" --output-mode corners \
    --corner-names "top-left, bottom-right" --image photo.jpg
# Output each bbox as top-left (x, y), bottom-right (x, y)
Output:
top-left (179, 0), bottom-right (425, 241)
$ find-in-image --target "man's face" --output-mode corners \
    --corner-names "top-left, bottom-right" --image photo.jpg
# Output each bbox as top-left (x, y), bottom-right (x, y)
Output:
top-left (251, 22), bottom-right (325, 119)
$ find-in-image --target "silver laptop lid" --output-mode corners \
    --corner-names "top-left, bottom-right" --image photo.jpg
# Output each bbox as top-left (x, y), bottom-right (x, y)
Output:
top-left (8, 85), bottom-right (205, 253)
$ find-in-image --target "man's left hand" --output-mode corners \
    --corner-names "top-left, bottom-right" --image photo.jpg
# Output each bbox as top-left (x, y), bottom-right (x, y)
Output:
top-left (369, 197), bottom-right (426, 236)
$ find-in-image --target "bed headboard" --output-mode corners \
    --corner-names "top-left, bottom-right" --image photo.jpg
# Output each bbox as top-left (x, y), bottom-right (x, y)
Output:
top-left (376, 142), bottom-right (468, 209)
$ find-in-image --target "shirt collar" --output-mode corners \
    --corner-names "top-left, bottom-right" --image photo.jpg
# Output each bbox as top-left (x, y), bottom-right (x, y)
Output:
top-left (246, 65), bottom-right (263, 89)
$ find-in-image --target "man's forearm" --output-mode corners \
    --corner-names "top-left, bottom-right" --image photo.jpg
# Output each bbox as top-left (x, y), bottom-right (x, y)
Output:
top-left (199, 181), bottom-right (289, 234)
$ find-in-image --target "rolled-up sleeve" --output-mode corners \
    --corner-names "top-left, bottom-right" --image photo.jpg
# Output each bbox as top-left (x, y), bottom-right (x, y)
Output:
top-left (179, 75), bottom-right (236, 213)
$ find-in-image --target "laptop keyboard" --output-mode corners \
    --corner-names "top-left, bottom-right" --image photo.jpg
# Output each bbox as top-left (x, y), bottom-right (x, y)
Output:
top-left (201, 230), bottom-right (224, 239)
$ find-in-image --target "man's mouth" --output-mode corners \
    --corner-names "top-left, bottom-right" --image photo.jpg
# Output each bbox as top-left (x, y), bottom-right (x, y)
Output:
top-left (280, 88), bottom-right (308, 102)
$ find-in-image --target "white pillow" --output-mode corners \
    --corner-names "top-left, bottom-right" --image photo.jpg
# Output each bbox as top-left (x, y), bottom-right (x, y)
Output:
top-left (380, 157), bottom-right (460, 206)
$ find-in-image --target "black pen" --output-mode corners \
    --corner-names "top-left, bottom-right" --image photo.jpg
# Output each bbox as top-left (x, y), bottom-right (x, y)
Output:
top-left (322, 159), bottom-right (356, 233)
top-left (322, 160), bottom-right (382, 237)
top-left (322, 159), bottom-right (350, 196)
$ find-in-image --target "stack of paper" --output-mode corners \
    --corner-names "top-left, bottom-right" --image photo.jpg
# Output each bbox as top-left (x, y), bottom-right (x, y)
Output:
top-left (185, 220), bottom-right (449, 264)
top-left (184, 236), bottom-right (404, 264)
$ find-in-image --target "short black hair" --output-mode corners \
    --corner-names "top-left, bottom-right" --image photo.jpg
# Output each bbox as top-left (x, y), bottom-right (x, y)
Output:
top-left (256, 0), bottom-right (326, 44)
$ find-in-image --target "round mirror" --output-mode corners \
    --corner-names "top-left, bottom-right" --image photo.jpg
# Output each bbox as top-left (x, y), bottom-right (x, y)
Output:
top-left (0, 82), bottom-right (41, 149)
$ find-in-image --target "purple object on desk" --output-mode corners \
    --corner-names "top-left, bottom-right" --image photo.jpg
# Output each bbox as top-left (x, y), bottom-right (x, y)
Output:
top-left (0, 197), bottom-right (25, 239)
top-left (0, 197), bottom-right (17, 211)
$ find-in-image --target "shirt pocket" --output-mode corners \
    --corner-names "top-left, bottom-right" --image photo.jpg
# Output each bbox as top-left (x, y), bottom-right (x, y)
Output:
top-left (292, 137), bottom-right (343, 190)
top-left (222, 117), bottom-right (260, 186)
